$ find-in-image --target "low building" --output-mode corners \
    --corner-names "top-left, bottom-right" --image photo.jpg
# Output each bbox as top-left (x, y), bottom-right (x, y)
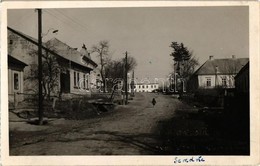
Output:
top-left (8, 27), bottom-right (97, 100)
top-left (188, 55), bottom-right (249, 91)
top-left (46, 38), bottom-right (98, 96)
top-left (134, 83), bottom-right (159, 92)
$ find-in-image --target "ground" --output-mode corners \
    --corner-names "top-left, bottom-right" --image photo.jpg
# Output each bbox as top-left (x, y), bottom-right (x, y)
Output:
top-left (9, 93), bottom-right (249, 155)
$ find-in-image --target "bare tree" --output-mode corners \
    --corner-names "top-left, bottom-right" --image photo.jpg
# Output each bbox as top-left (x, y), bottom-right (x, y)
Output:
top-left (105, 56), bottom-right (137, 92)
top-left (42, 51), bottom-right (61, 100)
top-left (27, 43), bottom-right (65, 100)
top-left (109, 56), bottom-right (137, 78)
top-left (91, 40), bottom-right (111, 92)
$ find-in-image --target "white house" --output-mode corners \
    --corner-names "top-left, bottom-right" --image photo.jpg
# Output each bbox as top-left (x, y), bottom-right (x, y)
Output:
top-left (134, 83), bottom-right (159, 92)
top-left (188, 56), bottom-right (249, 91)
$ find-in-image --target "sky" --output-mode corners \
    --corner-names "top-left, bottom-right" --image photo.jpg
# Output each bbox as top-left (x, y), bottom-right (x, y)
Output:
top-left (7, 6), bottom-right (249, 81)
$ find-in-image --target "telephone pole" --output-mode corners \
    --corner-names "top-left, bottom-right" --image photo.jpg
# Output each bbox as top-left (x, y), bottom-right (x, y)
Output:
top-left (37, 9), bottom-right (43, 125)
top-left (125, 51), bottom-right (128, 105)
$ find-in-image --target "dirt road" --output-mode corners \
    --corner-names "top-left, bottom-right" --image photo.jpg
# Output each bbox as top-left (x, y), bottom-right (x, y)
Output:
top-left (10, 93), bottom-right (189, 155)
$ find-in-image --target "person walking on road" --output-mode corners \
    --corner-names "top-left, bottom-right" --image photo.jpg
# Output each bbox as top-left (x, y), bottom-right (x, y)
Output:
top-left (152, 98), bottom-right (156, 107)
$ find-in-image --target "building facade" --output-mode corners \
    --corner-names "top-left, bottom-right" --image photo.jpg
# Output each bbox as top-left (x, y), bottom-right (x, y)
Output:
top-left (134, 83), bottom-right (159, 92)
top-left (8, 55), bottom-right (28, 104)
top-left (8, 27), bottom-right (97, 99)
top-left (235, 62), bottom-right (249, 94)
top-left (46, 38), bottom-right (98, 96)
top-left (188, 56), bottom-right (249, 91)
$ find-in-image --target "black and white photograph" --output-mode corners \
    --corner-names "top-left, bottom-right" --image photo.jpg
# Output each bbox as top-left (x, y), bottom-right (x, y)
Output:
top-left (1, 1), bottom-right (259, 165)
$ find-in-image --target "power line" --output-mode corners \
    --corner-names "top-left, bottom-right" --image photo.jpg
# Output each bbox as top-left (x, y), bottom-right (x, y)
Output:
top-left (43, 9), bottom-right (84, 34)
top-left (54, 9), bottom-right (90, 32)
top-left (45, 9), bottom-right (89, 35)
top-left (50, 9), bottom-right (87, 33)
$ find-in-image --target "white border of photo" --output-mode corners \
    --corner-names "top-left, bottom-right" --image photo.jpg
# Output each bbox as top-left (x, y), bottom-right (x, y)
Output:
top-left (1, 1), bottom-right (259, 165)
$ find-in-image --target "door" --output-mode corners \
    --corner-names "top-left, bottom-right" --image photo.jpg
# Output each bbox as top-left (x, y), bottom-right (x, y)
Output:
top-left (60, 71), bottom-right (70, 93)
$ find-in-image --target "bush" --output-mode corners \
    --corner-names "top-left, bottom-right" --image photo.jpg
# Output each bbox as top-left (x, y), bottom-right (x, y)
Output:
top-left (194, 89), bottom-right (224, 107)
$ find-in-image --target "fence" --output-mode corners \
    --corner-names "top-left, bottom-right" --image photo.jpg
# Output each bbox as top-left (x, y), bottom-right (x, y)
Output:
top-left (8, 92), bottom-right (59, 110)
top-left (8, 90), bottom-right (124, 112)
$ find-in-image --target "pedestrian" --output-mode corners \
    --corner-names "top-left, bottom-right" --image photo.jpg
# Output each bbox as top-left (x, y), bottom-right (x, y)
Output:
top-left (152, 98), bottom-right (156, 107)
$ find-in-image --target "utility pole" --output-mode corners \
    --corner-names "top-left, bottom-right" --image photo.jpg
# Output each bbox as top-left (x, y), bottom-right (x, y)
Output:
top-left (125, 51), bottom-right (128, 105)
top-left (37, 9), bottom-right (43, 125)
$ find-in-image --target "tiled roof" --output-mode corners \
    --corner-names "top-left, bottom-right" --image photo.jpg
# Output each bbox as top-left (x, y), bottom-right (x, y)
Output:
top-left (135, 83), bottom-right (159, 85)
top-left (46, 38), bottom-right (97, 68)
top-left (7, 27), bottom-right (97, 69)
top-left (194, 58), bottom-right (249, 75)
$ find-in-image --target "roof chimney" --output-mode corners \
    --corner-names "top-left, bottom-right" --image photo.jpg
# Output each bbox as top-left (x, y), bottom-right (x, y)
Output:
top-left (232, 55), bottom-right (236, 59)
top-left (80, 43), bottom-right (88, 57)
top-left (209, 55), bottom-right (214, 60)
top-left (88, 52), bottom-right (91, 59)
top-left (215, 66), bottom-right (219, 73)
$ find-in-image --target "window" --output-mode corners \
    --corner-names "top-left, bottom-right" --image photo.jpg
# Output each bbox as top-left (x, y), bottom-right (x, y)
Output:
top-left (74, 72), bottom-right (77, 87)
top-left (13, 73), bottom-right (19, 90)
top-left (151, 85), bottom-right (153, 88)
top-left (77, 73), bottom-right (80, 86)
top-left (83, 74), bottom-right (86, 88)
top-left (74, 71), bottom-right (81, 88)
top-left (206, 78), bottom-right (211, 87)
top-left (222, 78), bottom-right (227, 87)
top-left (146, 85), bottom-right (148, 88)
top-left (85, 74), bottom-right (89, 89)
top-left (142, 85), bottom-right (144, 88)
top-left (134, 85), bottom-right (136, 88)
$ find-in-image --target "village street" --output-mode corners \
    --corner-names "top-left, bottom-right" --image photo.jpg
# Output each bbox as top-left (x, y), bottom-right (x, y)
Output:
top-left (10, 93), bottom-right (198, 155)
top-left (6, 8), bottom-right (251, 162)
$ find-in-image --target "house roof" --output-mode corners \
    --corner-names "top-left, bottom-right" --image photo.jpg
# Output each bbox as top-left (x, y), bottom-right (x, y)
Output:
top-left (235, 61), bottom-right (249, 79)
top-left (193, 58), bottom-right (249, 75)
top-left (8, 27), bottom-right (43, 47)
top-left (46, 38), bottom-right (97, 68)
top-left (135, 83), bottom-right (159, 85)
top-left (8, 54), bottom-right (28, 68)
top-left (7, 27), bottom-right (97, 70)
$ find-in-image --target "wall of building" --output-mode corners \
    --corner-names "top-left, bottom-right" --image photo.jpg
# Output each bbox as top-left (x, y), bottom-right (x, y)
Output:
top-left (69, 69), bottom-right (91, 95)
top-left (198, 74), bottom-right (235, 89)
top-left (8, 69), bottom-right (25, 103)
top-left (235, 68), bottom-right (249, 94)
top-left (8, 30), bottom-right (95, 98)
top-left (134, 84), bottom-right (159, 92)
top-left (8, 31), bottom-right (39, 94)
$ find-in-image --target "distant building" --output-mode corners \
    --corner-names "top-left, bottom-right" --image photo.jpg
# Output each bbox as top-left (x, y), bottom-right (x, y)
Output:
top-left (8, 27), bottom-right (97, 99)
top-left (134, 83), bottom-right (159, 92)
top-left (188, 55), bottom-right (249, 91)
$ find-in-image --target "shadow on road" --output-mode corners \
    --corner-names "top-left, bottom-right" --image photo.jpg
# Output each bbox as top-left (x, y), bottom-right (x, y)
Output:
top-left (154, 109), bottom-right (250, 155)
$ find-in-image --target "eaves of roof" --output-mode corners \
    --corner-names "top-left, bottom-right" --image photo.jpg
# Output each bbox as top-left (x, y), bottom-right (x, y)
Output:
top-left (8, 27), bottom-right (97, 71)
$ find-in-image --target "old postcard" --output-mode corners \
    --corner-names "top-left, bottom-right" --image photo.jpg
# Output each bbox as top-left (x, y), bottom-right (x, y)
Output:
top-left (1, 1), bottom-right (259, 165)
